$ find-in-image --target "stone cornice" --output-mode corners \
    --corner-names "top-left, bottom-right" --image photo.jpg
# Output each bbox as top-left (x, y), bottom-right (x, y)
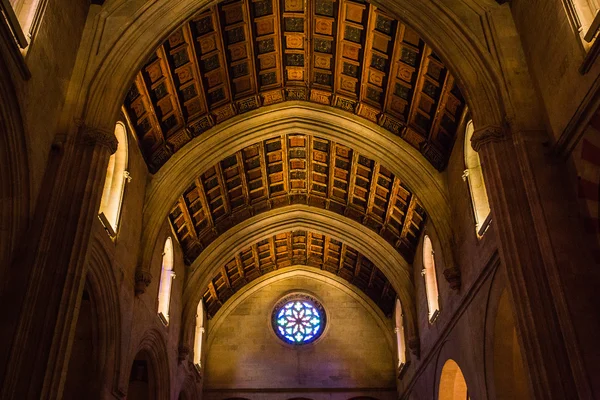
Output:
top-left (471, 125), bottom-right (507, 152)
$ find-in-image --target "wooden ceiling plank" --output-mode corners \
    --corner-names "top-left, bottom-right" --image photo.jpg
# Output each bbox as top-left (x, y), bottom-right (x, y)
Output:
top-left (358, 4), bottom-right (376, 108)
top-left (327, 141), bottom-right (336, 199)
top-left (156, 44), bottom-right (186, 131)
top-left (380, 281), bottom-right (390, 302)
top-left (213, 5), bottom-right (235, 105)
top-left (258, 141), bottom-right (270, 199)
top-left (365, 161), bottom-right (381, 217)
top-left (235, 151), bottom-right (251, 206)
top-left (322, 235), bottom-right (329, 268)
top-left (429, 73), bottom-right (452, 141)
top-left (134, 73), bottom-right (164, 138)
top-left (178, 197), bottom-right (200, 240)
top-left (346, 151), bottom-right (360, 207)
top-left (354, 253), bottom-right (363, 278)
top-left (368, 264), bottom-right (377, 288)
top-left (400, 194), bottom-right (418, 240)
top-left (269, 235), bottom-right (278, 269)
top-left (382, 176), bottom-right (401, 227)
top-left (243, 0), bottom-right (260, 98)
top-left (251, 243), bottom-right (262, 274)
top-left (235, 253), bottom-right (245, 280)
top-left (406, 43), bottom-right (431, 133)
top-left (195, 178), bottom-right (215, 228)
top-left (287, 231), bottom-right (293, 261)
top-left (221, 266), bottom-right (232, 288)
top-left (215, 162), bottom-right (232, 214)
top-left (383, 22), bottom-right (405, 112)
top-left (208, 281), bottom-right (222, 305)
top-left (182, 23), bottom-right (210, 115)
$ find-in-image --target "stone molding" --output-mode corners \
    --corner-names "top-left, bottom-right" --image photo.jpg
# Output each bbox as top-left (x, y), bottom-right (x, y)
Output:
top-left (76, 120), bottom-right (118, 154)
top-left (471, 125), bottom-right (506, 152)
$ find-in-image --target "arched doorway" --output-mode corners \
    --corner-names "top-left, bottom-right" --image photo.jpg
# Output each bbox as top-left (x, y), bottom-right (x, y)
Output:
top-left (438, 359), bottom-right (469, 400)
top-left (127, 351), bottom-right (155, 400)
top-left (63, 286), bottom-right (97, 398)
top-left (493, 290), bottom-right (530, 400)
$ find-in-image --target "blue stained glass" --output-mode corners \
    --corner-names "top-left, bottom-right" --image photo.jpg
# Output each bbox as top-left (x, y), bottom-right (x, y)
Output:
top-left (273, 299), bottom-right (325, 344)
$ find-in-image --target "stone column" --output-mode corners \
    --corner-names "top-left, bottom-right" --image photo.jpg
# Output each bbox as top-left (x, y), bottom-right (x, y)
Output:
top-left (472, 124), bottom-right (599, 399)
top-left (0, 123), bottom-right (116, 399)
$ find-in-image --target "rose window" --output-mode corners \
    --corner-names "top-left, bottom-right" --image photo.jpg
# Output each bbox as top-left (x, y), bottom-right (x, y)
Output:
top-left (272, 295), bottom-right (326, 345)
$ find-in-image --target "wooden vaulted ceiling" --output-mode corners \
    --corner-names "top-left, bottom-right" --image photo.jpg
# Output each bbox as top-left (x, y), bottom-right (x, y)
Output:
top-left (169, 133), bottom-right (427, 267)
top-left (202, 230), bottom-right (397, 317)
top-left (123, 0), bottom-right (467, 173)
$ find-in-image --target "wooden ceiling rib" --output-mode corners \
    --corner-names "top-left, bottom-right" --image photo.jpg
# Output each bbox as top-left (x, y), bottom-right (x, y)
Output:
top-left (168, 133), bottom-right (427, 267)
top-left (202, 230), bottom-right (397, 318)
top-left (123, 0), bottom-right (466, 173)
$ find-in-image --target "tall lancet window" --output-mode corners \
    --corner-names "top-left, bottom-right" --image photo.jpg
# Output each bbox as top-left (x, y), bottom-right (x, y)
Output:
top-left (394, 299), bottom-right (407, 371)
top-left (157, 237), bottom-right (175, 325)
top-left (98, 122), bottom-right (129, 237)
top-left (422, 235), bottom-right (440, 322)
top-left (193, 300), bottom-right (205, 372)
top-left (463, 121), bottom-right (491, 237)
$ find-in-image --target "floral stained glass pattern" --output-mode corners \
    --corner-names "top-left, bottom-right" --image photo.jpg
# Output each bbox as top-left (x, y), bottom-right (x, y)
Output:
top-left (272, 298), bottom-right (325, 344)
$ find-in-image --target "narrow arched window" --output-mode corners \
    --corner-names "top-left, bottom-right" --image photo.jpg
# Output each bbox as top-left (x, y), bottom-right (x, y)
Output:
top-left (157, 237), bottom-right (175, 325)
top-left (562, 0), bottom-right (600, 48)
top-left (394, 299), bottom-right (407, 372)
top-left (422, 235), bottom-right (440, 322)
top-left (193, 300), bottom-right (205, 372)
top-left (98, 122), bottom-right (129, 237)
top-left (464, 121), bottom-right (491, 237)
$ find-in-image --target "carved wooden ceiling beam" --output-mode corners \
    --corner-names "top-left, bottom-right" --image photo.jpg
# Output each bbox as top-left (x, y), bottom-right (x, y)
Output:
top-left (123, 0), bottom-right (466, 173)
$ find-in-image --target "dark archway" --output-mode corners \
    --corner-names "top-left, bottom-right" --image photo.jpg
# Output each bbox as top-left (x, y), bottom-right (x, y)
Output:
top-left (493, 289), bottom-right (530, 400)
top-left (63, 286), bottom-right (98, 398)
top-left (127, 351), bottom-right (155, 400)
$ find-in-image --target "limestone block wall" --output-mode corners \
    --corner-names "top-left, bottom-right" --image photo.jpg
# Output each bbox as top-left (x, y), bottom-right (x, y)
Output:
top-left (203, 274), bottom-right (396, 400)
top-left (510, 0), bottom-right (600, 140)
top-left (396, 117), bottom-right (508, 398)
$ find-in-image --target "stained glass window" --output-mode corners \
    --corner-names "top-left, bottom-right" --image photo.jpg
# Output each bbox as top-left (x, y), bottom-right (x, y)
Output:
top-left (272, 295), bottom-right (326, 345)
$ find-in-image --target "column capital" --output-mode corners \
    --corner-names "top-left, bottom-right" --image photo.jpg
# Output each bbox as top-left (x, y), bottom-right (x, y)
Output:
top-left (471, 124), bottom-right (506, 152)
top-left (75, 120), bottom-right (118, 154)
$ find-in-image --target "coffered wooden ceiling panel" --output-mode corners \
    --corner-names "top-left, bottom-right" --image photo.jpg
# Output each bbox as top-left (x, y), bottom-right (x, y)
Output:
top-left (123, 0), bottom-right (467, 173)
top-left (202, 230), bottom-right (397, 317)
top-left (168, 134), bottom-right (426, 267)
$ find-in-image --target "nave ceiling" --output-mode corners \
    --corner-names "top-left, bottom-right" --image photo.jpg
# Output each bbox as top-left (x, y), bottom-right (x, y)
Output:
top-left (123, 0), bottom-right (467, 173)
top-left (168, 133), bottom-right (427, 268)
top-left (202, 229), bottom-right (397, 318)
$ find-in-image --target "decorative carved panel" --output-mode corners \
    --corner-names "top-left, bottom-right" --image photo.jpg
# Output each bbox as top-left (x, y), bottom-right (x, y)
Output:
top-left (124, 0), bottom-right (466, 172)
